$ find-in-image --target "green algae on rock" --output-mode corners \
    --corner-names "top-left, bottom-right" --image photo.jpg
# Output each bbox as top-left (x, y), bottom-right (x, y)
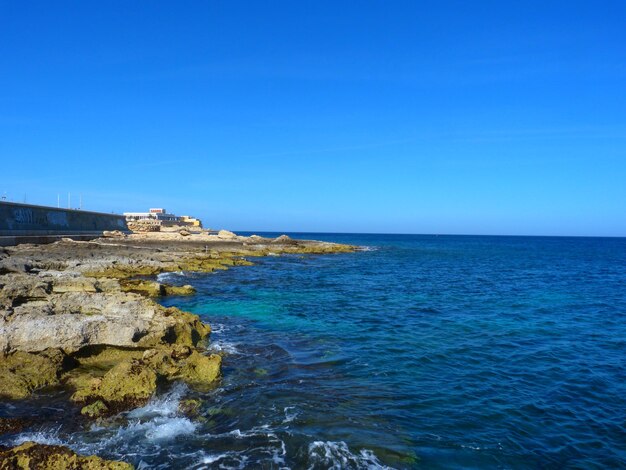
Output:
top-left (0, 351), bottom-right (64, 399)
top-left (70, 359), bottom-right (157, 412)
top-left (0, 441), bottom-right (133, 469)
top-left (80, 400), bottom-right (109, 418)
top-left (67, 345), bottom-right (221, 417)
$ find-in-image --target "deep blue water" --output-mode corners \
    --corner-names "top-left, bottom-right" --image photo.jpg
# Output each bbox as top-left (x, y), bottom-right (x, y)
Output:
top-left (3, 234), bottom-right (626, 469)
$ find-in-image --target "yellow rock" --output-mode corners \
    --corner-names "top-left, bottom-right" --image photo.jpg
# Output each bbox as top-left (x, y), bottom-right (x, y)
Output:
top-left (0, 351), bottom-right (63, 399)
top-left (163, 284), bottom-right (195, 296)
top-left (174, 351), bottom-right (221, 388)
top-left (81, 400), bottom-right (109, 418)
top-left (0, 441), bottom-right (133, 469)
top-left (97, 360), bottom-right (158, 408)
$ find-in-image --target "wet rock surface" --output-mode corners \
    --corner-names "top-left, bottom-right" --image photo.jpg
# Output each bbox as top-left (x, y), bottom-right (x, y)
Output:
top-left (0, 417), bottom-right (30, 436)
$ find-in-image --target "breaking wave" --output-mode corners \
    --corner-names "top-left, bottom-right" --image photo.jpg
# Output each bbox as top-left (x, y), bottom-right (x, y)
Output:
top-left (156, 271), bottom-right (186, 282)
top-left (307, 441), bottom-right (392, 470)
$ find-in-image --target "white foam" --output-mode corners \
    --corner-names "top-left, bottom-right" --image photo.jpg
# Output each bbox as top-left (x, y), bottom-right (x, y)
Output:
top-left (111, 384), bottom-right (197, 442)
top-left (209, 322), bottom-right (228, 334)
top-left (208, 340), bottom-right (240, 355)
top-left (283, 406), bottom-right (298, 424)
top-left (307, 441), bottom-right (391, 470)
top-left (156, 271), bottom-right (186, 282)
top-left (144, 417), bottom-right (196, 441)
top-left (356, 246), bottom-right (379, 252)
top-left (12, 428), bottom-right (65, 447)
top-left (127, 383), bottom-right (188, 420)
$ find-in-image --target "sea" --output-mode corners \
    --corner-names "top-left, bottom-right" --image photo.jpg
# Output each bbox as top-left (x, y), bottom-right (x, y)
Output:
top-left (2, 233), bottom-right (626, 469)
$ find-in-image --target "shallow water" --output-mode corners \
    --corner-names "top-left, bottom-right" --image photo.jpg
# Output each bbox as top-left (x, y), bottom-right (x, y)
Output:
top-left (2, 234), bottom-right (626, 468)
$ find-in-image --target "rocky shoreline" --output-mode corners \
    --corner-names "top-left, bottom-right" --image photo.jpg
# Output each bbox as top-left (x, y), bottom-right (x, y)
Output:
top-left (0, 230), bottom-right (354, 468)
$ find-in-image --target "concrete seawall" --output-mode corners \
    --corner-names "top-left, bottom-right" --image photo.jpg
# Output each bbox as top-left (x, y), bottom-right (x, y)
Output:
top-left (0, 201), bottom-right (129, 246)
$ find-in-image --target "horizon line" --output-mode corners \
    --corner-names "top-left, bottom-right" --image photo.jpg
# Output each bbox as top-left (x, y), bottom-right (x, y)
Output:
top-left (234, 230), bottom-right (626, 239)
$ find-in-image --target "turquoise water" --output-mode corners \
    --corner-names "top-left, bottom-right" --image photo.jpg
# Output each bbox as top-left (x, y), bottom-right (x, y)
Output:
top-left (3, 234), bottom-right (626, 468)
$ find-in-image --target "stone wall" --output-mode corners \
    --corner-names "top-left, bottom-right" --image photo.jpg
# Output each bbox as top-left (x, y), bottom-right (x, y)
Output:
top-left (0, 201), bottom-right (129, 245)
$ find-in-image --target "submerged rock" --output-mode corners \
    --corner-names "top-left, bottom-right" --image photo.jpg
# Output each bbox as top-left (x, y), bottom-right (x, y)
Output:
top-left (179, 398), bottom-right (202, 417)
top-left (0, 441), bottom-right (133, 469)
top-left (0, 417), bottom-right (30, 435)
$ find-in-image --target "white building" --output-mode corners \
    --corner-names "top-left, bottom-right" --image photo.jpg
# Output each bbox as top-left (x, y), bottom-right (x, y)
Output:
top-left (123, 208), bottom-right (181, 225)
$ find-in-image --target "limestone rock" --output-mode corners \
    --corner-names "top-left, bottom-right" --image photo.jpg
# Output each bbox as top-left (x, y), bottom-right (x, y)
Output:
top-left (217, 230), bottom-right (237, 240)
top-left (272, 234), bottom-right (298, 245)
top-left (102, 230), bottom-right (126, 238)
top-left (120, 280), bottom-right (164, 297)
top-left (0, 441), bottom-right (133, 469)
top-left (120, 280), bottom-right (195, 297)
top-left (1, 293), bottom-right (210, 354)
top-left (0, 274), bottom-right (51, 309)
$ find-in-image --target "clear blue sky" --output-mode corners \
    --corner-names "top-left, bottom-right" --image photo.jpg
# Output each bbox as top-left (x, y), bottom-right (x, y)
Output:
top-left (1, 1), bottom-right (625, 236)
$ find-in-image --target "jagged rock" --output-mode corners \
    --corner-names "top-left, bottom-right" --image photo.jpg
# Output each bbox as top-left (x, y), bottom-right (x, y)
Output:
top-left (0, 441), bottom-right (133, 469)
top-left (178, 229), bottom-right (190, 237)
top-left (217, 230), bottom-right (237, 239)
